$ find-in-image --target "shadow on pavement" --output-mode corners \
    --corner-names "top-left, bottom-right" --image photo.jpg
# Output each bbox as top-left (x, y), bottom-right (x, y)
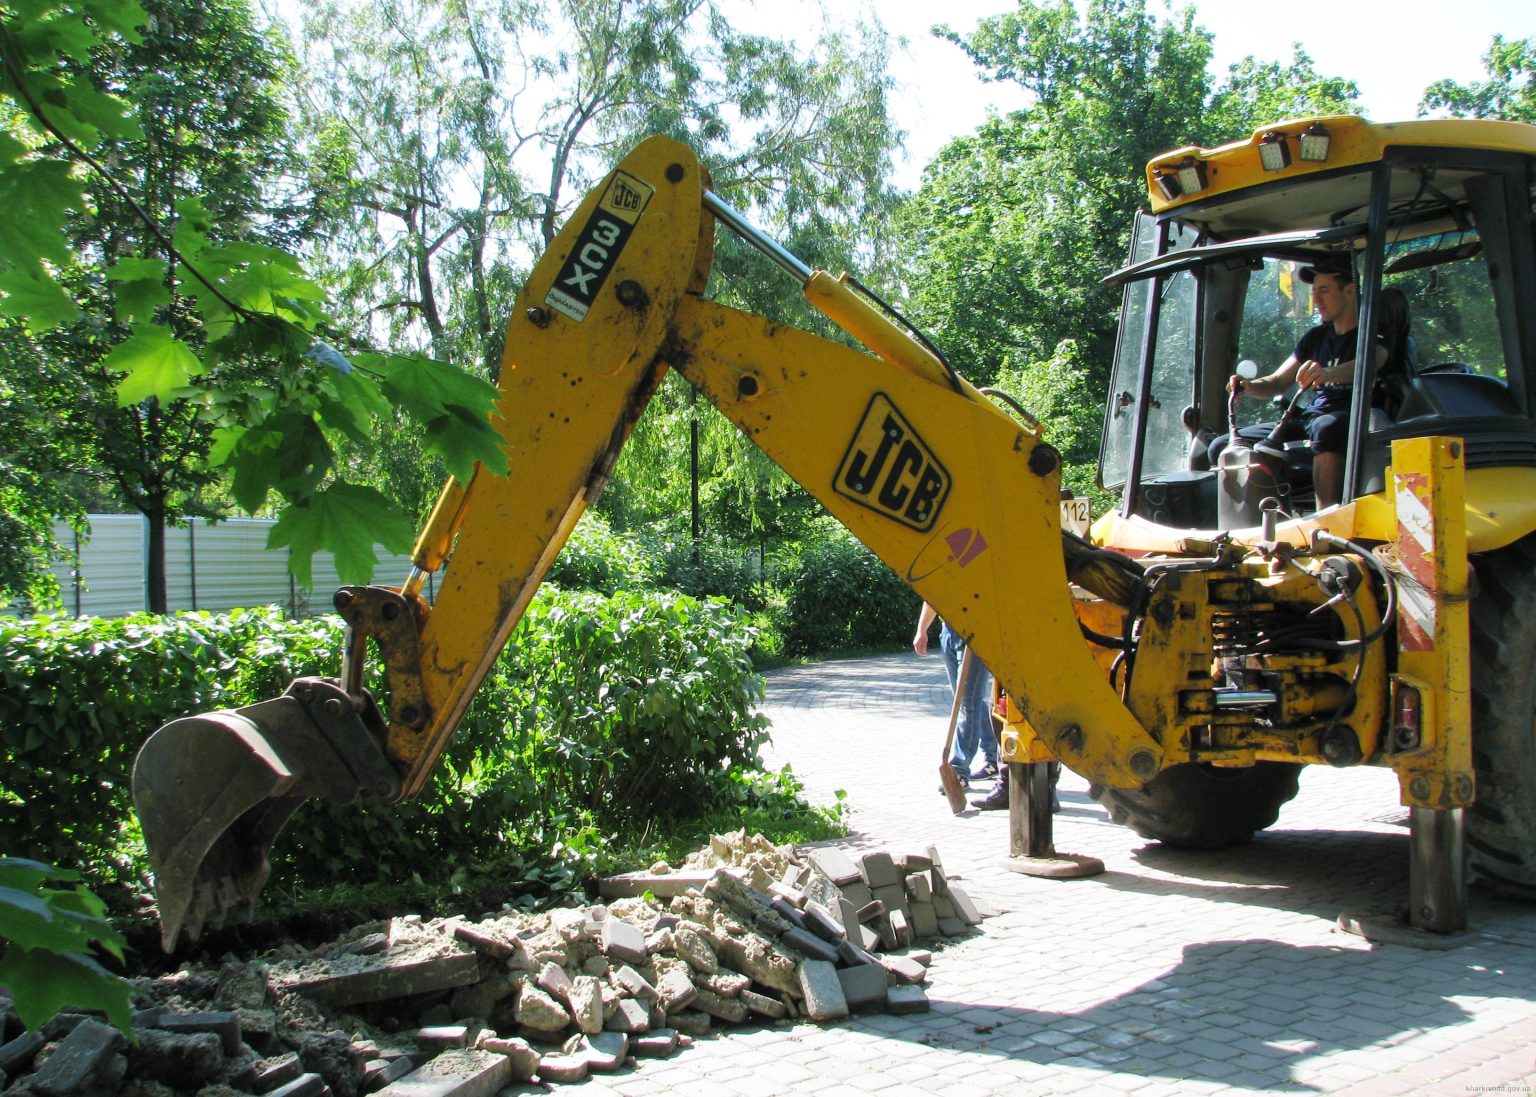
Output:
top-left (862, 938), bottom-right (1480, 1091)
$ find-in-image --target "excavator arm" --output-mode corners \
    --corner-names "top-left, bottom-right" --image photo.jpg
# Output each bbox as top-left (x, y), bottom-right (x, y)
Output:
top-left (132, 136), bottom-right (1159, 950)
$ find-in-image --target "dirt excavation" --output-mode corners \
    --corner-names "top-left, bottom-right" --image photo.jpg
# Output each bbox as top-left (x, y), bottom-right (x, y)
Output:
top-left (0, 834), bottom-right (988, 1096)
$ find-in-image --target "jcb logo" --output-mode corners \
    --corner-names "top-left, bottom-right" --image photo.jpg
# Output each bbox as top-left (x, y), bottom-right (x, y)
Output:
top-left (608, 180), bottom-right (644, 212)
top-left (835, 394), bottom-right (950, 532)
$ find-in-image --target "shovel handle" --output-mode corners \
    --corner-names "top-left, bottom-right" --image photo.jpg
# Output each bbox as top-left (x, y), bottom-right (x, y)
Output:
top-left (942, 646), bottom-right (977, 764)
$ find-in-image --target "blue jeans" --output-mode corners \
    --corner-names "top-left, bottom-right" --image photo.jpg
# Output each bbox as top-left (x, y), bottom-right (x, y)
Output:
top-left (940, 624), bottom-right (998, 773)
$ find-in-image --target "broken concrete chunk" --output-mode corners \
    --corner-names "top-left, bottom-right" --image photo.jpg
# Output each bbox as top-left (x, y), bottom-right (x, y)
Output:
top-left (512, 984), bottom-right (570, 1034)
top-left (946, 883), bottom-right (983, 925)
top-left (476, 1035), bottom-right (538, 1082)
top-left (888, 985), bottom-right (931, 1015)
top-left (595, 870), bottom-right (718, 900)
top-left (600, 918), bottom-right (649, 966)
top-left (696, 968), bottom-right (749, 997)
top-left (806, 847), bottom-right (862, 886)
top-left (836, 964), bottom-right (889, 1012)
top-left (566, 976), bottom-right (605, 1035)
top-left (451, 922), bottom-right (516, 961)
top-left (796, 960), bottom-right (850, 1023)
top-left (655, 968), bottom-right (698, 1013)
top-left (857, 850), bottom-right (900, 890)
top-left (272, 947), bottom-right (481, 1008)
top-left (125, 1029), bottom-right (224, 1090)
top-left (31, 1017), bottom-right (125, 1097)
top-left (690, 988), bottom-right (750, 1024)
top-left (714, 933), bottom-right (801, 997)
top-left (671, 923), bottom-right (718, 974)
top-left (536, 960), bottom-right (572, 1002)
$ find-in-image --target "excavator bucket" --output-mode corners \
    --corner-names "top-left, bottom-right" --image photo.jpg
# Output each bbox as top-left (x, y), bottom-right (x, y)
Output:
top-left (132, 677), bottom-right (401, 951)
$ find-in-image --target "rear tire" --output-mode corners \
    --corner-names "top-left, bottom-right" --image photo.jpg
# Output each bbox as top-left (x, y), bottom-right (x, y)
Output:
top-left (1467, 538), bottom-right (1536, 896)
top-left (1091, 761), bottom-right (1303, 850)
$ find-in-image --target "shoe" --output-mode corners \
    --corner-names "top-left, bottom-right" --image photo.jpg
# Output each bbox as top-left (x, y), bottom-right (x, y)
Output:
top-left (970, 761), bottom-right (999, 782)
top-left (970, 782), bottom-right (1009, 811)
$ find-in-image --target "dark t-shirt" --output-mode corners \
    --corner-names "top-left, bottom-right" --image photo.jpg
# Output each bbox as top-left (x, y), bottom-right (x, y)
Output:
top-left (1295, 323), bottom-right (1360, 416)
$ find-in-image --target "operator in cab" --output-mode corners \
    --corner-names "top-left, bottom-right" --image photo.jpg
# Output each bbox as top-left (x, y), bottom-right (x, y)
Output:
top-left (1222, 257), bottom-right (1384, 509)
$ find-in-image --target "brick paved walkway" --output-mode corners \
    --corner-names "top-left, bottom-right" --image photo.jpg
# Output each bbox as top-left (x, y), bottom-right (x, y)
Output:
top-left (575, 653), bottom-right (1536, 1096)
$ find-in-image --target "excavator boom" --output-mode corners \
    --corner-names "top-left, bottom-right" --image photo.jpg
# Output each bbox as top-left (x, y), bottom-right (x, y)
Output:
top-left (132, 135), bottom-right (1156, 949)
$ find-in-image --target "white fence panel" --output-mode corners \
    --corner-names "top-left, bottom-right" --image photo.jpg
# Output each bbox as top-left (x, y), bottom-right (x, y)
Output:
top-left (45, 514), bottom-right (418, 618)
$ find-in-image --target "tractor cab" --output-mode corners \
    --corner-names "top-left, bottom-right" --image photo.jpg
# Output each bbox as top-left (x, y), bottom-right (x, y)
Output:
top-left (1099, 117), bottom-right (1536, 536)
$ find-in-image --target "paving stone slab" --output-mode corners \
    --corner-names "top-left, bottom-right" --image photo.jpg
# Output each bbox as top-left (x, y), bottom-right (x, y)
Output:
top-left (796, 960), bottom-right (850, 1022)
top-left (31, 1017), bottom-right (125, 1097)
top-left (274, 950), bottom-right (481, 1007)
top-left (782, 926), bottom-right (840, 964)
top-left (376, 1048), bottom-right (512, 1097)
top-left (836, 964), bottom-right (890, 1011)
top-left (807, 847), bottom-right (863, 885)
top-left (857, 851), bottom-right (901, 890)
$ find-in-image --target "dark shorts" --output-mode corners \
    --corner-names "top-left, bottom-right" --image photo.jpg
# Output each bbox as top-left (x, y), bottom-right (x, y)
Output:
top-left (1304, 408), bottom-right (1349, 455)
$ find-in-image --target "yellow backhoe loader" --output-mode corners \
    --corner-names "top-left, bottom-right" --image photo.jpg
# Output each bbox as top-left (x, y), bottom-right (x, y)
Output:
top-left (134, 118), bottom-right (1536, 950)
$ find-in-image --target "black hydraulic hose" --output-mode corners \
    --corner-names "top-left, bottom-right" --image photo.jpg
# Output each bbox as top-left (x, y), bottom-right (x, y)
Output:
top-left (1312, 530), bottom-right (1398, 648)
top-left (845, 275), bottom-right (967, 395)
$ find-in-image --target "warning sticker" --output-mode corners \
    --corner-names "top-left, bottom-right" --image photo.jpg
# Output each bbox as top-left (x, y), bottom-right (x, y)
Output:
top-left (544, 171), bottom-right (655, 322)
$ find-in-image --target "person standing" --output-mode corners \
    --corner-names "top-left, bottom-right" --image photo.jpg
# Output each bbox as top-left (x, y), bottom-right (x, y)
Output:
top-left (914, 603), bottom-right (999, 788)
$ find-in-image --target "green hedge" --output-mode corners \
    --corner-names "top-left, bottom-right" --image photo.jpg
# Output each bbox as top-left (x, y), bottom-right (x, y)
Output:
top-left (0, 589), bottom-right (767, 908)
top-left (776, 521), bottom-right (921, 656)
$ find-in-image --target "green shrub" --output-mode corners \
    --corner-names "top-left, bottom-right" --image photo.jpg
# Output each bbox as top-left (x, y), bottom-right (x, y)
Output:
top-left (0, 590), bottom-right (771, 911)
top-left (776, 519), bottom-right (921, 656)
top-left (544, 512), bottom-right (654, 594)
top-left (645, 533), bottom-right (767, 612)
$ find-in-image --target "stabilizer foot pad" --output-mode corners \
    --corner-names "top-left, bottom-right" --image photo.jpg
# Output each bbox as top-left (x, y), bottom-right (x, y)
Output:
top-left (1336, 909), bottom-right (1478, 950)
top-left (1001, 853), bottom-right (1105, 878)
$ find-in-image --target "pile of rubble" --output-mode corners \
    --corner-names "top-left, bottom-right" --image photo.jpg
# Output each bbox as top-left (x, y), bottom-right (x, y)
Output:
top-left (0, 836), bottom-right (986, 1096)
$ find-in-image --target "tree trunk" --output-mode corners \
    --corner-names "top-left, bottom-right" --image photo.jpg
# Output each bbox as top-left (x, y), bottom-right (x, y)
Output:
top-left (144, 500), bottom-right (169, 614)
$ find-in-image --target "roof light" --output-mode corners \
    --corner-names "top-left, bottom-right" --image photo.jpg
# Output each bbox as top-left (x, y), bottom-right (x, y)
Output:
top-left (1298, 122), bottom-right (1331, 163)
top-left (1175, 158), bottom-right (1207, 195)
top-left (1154, 171), bottom-right (1182, 202)
top-left (1258, 131), bottom-right (1291, 172)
